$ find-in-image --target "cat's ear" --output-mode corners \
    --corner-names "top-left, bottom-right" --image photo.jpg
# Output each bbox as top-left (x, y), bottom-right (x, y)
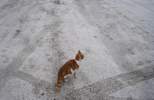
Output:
top-left (75, 51), bottom-right (79, 61)
top-left (78, 50), bottom-right (81, 54)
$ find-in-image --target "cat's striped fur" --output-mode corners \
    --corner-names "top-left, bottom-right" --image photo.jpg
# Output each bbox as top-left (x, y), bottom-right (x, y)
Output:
top-left (55, 50), bottom-right (84, 94)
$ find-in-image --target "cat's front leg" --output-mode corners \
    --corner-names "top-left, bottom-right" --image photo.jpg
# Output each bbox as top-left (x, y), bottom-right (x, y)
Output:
top-left (71, 69), bottom-right (77, 79)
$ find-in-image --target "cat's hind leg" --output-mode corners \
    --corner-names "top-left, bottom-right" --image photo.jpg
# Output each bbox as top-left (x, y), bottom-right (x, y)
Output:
top-left (64, 74), bottom-right (71, 82)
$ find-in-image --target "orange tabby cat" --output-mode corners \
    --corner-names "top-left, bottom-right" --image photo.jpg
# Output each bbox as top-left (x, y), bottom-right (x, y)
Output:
top-left (55, 50), bottom-right (84, 94)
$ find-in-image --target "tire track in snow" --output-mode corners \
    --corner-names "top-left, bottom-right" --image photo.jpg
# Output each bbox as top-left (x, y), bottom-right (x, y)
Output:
top-left (0, 1), bottom-right (65, 99)
top-left (65, 65), bottom-right (154, 100)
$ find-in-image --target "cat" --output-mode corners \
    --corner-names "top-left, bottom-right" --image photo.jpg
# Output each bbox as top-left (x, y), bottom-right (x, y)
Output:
top-left (55, 50), bottom-right (84, 94)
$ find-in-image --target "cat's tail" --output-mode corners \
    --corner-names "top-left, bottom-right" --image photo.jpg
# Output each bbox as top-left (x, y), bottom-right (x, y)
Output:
top-left (55, 78), bottom-right (62, 95)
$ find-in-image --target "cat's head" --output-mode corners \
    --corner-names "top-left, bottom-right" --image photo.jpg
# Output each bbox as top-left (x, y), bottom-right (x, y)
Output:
top-left (75, 50), bottom-right (84, 61)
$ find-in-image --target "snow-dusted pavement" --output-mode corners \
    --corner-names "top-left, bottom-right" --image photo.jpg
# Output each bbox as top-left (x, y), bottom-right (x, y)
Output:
top-left (0, 0), bottom-right (154, 100)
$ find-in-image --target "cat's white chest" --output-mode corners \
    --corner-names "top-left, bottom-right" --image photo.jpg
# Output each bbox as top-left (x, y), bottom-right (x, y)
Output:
top-left (64, 69), bottom-right (77, 80)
